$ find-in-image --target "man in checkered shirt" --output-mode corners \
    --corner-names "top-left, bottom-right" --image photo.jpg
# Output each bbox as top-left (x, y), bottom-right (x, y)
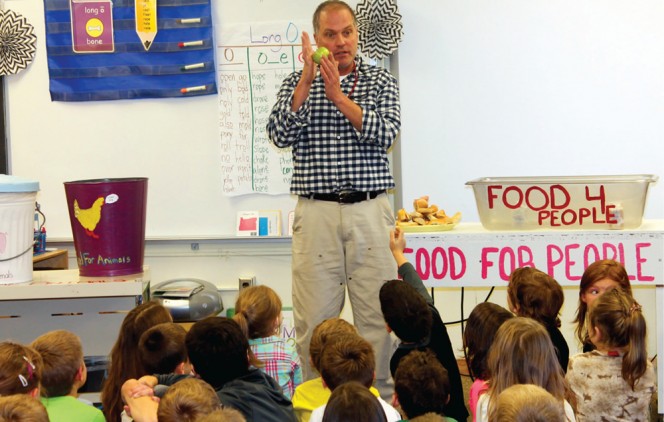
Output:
top-left (266, 0), bottom-right (401, 400)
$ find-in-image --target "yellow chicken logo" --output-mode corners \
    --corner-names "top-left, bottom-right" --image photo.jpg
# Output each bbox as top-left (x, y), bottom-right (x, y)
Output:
top-left (73, 197), bottom-right (105, 239)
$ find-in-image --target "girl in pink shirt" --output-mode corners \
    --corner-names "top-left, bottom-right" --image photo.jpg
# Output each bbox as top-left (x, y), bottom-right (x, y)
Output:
top-left (463, 302), bottom-right (513, 421)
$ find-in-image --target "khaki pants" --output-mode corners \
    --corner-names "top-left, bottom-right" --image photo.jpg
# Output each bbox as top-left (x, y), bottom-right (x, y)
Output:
top-left (291, 193), bottom-right (397, 398)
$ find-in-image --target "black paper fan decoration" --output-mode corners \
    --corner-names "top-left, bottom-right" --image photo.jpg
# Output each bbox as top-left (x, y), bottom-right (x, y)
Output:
top-left (0, 9), bottom-right (37, 76)
top-left (355, 0), bottom-right (403, 60)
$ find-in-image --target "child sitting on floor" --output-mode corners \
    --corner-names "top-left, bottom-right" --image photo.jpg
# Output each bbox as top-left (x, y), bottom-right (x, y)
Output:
top-left (572, 259), bottom-right (633, 352)
top-left (394, 349), bottom-right (457, 422)
top-left (292, 317), bottom-right (381, 422)
top-left (309, 333), bottom-right (401, 422)
top-left (31, 330), bottom-right (105, 422)
top-left (101, 301), bottom-right (173, 422)
top-left (476, 317), bottom-right (575, 422)
top-left (488, 384), bottom-right (565, 422)
top-left (566, 288), bottom-right (655, 421)
top-left (123, 317), bottom-right (296, 422)
top-left (322, 381), bottom-right (388, 422)
top-left (463, 303), bottom-right (513, 422)
top-left (381, 228), bottom-right (468, 422)
top-left (233, 285), bottom-right (302, 399)
top-left (0, 394), bottom-right (49, 422)
top-left (139, 322), bottom-right (190, 375)
top-left (507, 267), bottom-right (569, 373)
top-left (0, 341), bottom-right (42, 398)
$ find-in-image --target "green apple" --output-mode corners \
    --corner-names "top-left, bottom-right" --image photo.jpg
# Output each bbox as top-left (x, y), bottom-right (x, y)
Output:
top-left (312, 46), bottom-right (330, 64)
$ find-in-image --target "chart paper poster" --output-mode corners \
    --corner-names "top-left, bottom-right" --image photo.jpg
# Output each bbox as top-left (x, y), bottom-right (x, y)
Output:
top-left (70, 0), bottom-right (114, 53)
top-left (216, 21), bottom-right (310, 196)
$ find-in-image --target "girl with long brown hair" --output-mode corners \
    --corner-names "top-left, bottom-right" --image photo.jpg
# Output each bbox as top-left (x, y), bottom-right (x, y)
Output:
top-left (476, 317), bottom-right (576, 421)
top-left (100, 301), bottom-right (172, 422)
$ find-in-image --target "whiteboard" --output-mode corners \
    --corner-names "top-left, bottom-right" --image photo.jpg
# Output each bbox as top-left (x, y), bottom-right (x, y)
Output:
top-left (4, 0), bottom-right (359, 239)
top-left (9, 0), bottom-right (659, 239)
top-left (397, 1), bottom-right (664, 223)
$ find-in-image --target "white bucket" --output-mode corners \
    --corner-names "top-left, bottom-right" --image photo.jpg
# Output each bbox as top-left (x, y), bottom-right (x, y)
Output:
top-left (0, 175), bottom-right (39, 285)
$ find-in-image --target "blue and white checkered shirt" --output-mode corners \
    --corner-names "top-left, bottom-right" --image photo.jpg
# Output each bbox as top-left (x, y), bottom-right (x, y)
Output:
top-left (267, 57), bottom-right (401, 195)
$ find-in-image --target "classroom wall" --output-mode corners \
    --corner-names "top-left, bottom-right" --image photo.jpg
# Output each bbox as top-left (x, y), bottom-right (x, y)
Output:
top-left (4, 0), bottom-right (662, 363)
top-left (3, 0), bottom-right (341, 240)
top-left (397, 0), bottom-right (664, 222)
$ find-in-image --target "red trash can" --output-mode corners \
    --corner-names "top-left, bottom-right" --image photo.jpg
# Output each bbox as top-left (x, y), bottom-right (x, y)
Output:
top-left (64, 178), bottom-right (148, 277)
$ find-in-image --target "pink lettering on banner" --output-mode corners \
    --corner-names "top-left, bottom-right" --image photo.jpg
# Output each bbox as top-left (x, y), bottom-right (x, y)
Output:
top-left (565, 244), bottom-right (580, 280)
top-left (636, 243), bottom-right (654, 282)
top-left (582, 243), bottom-right (624, 267)
top-left (428, 247), bottom-right (448, 279)
top-left (498, 247), bottom-right (516, 280)
top-left (518, 246), bottom-right (535, 268)
top-left (405, 232), bottom-right (661, 287)
top-left (481, 247), bottom-right (499, 279)
top-left (449, 247), bottom-right (466, 280)
top-left (481, 246), bottom-right (536, 281)
top-left (547, 242), bottom-right (652, 282)
top-left (546, 244), bottom-right (564, 275)
top-left (546, 243), bottom-right (582, 279)
top-left (410, 246), bottom-right (467, 282)
top-left (583, 243), bottom-right (601, 265)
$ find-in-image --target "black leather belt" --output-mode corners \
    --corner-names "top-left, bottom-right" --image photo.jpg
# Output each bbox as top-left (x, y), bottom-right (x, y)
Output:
top-left (303, 190), bottom-right (385, 204)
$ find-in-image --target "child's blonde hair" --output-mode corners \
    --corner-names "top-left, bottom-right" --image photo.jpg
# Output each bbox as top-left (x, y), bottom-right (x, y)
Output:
top-left (233, 285), bottom-right (282, 339)
top-left (589, 287), bottom-right (647, 390)
top-left (574, 259), bottom-right (632, 345)
top-left (157, 377), bottom-right (221, 422)
top-left (508, 267), bottom-right (563, 329)
top-left (31, 330), bottom-right (83, 398)
top-left (0, 342), bottom-right (42, 396)
top-left (488, 384), bottom-right (566, 422)
top-left (310, 318), bottom-right (357, 373)
top-left (487, 318), bottom-right (568, 403)
top-left (0, 394), bottom-right (49, 422)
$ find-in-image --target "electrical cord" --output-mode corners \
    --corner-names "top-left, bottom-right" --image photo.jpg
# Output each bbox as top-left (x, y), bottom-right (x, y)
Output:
top-left (441, 286), bottom-right (496, 326)
top-left (35, 202), bottom-right (46, 230)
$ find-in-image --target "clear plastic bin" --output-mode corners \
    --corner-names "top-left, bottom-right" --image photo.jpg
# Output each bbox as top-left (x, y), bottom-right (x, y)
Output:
top-left (466, 175), bottom-right (658, 230)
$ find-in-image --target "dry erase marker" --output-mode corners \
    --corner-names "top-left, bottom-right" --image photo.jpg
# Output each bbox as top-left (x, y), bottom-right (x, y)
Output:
top-left (181, 85), bottom-right (206, 94)
top-left (178, 18), bottom-right (201, 24)
top-left (179, 40), bottom-right (204, 48)
top-left (181, 63), bottom-right (205, 71)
